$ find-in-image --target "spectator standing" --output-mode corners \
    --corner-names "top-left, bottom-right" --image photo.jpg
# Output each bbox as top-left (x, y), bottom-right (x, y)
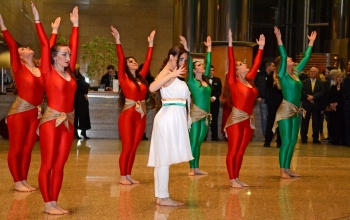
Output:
top-left (209, 65), bottom-right (222, 141)
top-left (100, 64), bottom-right (118, 91)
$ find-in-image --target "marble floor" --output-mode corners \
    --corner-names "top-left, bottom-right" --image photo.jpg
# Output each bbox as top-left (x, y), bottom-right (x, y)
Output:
top-left (1, 138), bottom-right (350, 220)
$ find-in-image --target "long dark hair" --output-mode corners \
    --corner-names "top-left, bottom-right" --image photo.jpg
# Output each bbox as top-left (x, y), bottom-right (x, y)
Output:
top-left (192, 61), bottom-right (211, 88)
top-left (118, 56), bottom-right (149, 110)
top-left (51, 43), bottom-right (76, 80)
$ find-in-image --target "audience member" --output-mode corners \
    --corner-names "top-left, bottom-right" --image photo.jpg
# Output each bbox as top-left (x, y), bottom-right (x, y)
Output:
top-left (100, 64), bottom-right (118, 91)
top-left (209, 65), bottom-right (222, 141)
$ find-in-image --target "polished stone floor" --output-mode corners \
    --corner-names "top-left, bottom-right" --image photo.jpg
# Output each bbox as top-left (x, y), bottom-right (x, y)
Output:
top-left (1, 138), bottom-right (350, 220)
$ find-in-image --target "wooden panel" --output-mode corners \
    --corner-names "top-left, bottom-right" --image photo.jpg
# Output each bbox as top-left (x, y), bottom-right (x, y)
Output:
top-left (296, 53), bottom-right (338, 73)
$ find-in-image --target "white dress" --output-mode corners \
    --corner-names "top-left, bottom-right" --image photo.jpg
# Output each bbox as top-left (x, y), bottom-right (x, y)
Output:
top-left (148, 78), bottom-right (194, 167)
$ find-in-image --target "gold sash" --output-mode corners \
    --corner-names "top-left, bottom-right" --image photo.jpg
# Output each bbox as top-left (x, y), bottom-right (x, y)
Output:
top-left (224, 106), bottom-right (255, 135)
top-left (39, 106), bottom-right (74, 131)
top-left (6, 96), bottom-right (43, 123)
top-left (122, 99), bottom-right (146, 118)
top-left (190, 104), bottom-right (211, 126)
top-left (272, 99), bottom-right (305, 132)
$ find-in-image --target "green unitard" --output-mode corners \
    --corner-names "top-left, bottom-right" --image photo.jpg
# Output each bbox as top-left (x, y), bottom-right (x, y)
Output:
top-left (187, 52), bottom-right (212, 168)
top-left (277, 45), bottom-right (313, 168)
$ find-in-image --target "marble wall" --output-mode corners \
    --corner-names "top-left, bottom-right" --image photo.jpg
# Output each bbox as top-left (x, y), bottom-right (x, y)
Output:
top-left (0, 0), bottom-right (173, 78)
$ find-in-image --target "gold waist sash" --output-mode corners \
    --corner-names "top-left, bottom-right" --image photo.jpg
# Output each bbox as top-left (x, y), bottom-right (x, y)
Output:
top-left (272, 99), bottom-right (305, 132)
top-left (224, 106), bottom-right (255, 135)
top-left (122, 99), bottom-right (146, 118)
top-left (6, 96), bottom-right (43, 122)
top-left (39, 106), bottom-right (74, 131)
top-left (190, 104), bottom-right (211, 126)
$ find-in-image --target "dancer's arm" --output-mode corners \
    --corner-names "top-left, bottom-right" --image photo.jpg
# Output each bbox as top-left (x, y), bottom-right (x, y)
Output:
top-left (49, 17), bottom-right (61, 47)
top-left (274, 26), bottom-right (287, 78)
top-left (69, 6), bottom-right (79, 72)
top-left (295, 31), bottom-right (317, 72)
top-left (139, 30), bottom-right (155, 78)
top-left (149, 67), bottom-right (186, 92)
top-left (181, 35), bottom-right (194, 85)
top-left (227, 29), bottom-right (236, 85)
top-left (0, 14), bottom-right (22, 74)
top-left (204, 36), bottom-right (212, 78)
top-left (246, 34), bottom-right (264, 81)
top-left (111, 26), bottom-right (126, 86)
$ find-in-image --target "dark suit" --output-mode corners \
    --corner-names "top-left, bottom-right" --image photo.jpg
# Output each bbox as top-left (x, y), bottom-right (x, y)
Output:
top-left (209, 76), bottom-right (222, 140)
top-left (300, 78), bottom-right (325, 142)
top-left (343, 74), bottom-right (350, 145)
top-left (100, 72), bottom-right (118, 90)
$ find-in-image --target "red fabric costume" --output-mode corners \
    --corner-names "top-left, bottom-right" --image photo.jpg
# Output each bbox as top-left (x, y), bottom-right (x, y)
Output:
top-left (38, 26), bottom-right (78, 202)
top-left (226, 46), bottom-right (263, 179)
top-left (3, 25), bottom-right (45, 183)
top-left (116, 44), bottom-right (152, 176)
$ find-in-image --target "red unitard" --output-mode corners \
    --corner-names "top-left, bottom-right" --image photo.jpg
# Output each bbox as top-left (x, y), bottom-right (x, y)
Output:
top-left (3, 24), bottom-right (46, 183)
top-left (38, 26), bottom-right (78, 202)
top-left (116, 44), bottom-right (152, 176)
top-left (226, 46), bottom-right (263, 179)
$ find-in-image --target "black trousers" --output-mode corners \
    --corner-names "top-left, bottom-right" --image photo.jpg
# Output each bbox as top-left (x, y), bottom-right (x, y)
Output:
top-left (265, 104), bottom-right (281, 144)
top-left (210, 101), bottom-right (220, 139)
top-left (345, 100), bottom-right (350, 145)
top-left (301, 107), bottom-right (320, 141)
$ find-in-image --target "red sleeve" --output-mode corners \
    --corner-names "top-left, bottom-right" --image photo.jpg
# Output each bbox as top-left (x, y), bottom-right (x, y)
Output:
top-left (69, 27), bottom-right (79, 72)
top-left (49, 33), bottom-right (57, 48)
top-left (35, 23), bottom-right (51, 76)
top-left (246, 49), bottom-right (263, 81)
top-left (116, 44), bottom-right (126, 83)
top-left (227, 46), bottom-right (236, 85)
top-left (2, 30), bottom-right (22, 74)
top-left (139, 47), bottom-right (153, 78)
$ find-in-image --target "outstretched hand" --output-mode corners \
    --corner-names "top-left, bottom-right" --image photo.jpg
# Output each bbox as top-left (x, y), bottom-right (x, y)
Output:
top-left (31, 1), bottom-right (39, 21)
top-left (308, 31), bottom-right (317, 42)
top-left (148, 30), bottom-right (156, 46)
top-left (274, 26), bottom-right (281, 38)
top-left (204, 36), bottom-right (212, 51)
top-left (256, 34), bottom-right (265, 49)
top-left (228, 29), bottom-right (232, 46)
top-left (110, 25), bottom-right (120, 44)
top-left (51, 17), bottom-right (61, 33)
top-left (171, 65), bottom-right (187, 78)
top-left (0, 14), bottom-right (6, 30)
top-left (179, 35), bottom-right (189, 51)
top-left (70, 6), bottom-right (78, 26)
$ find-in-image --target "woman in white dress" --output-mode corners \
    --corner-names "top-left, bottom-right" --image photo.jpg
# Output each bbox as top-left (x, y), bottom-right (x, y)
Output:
top-left (147, 45), bottom-right (193, 206)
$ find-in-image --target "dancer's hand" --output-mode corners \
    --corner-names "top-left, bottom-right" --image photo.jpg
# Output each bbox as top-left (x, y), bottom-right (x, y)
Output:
top-left (256, 34), bottom-right (265, 49)
top-left (70, 6), bottom-right (79, 26)
top-left (179, 35), bottom-right (189, 51)
top-left (228, 29), bottom-right (232, 46)
top-left (31, 1), bottom-right (39, 22)
top-left (0, 14), bottom-right (7, 31)
top-left (204, 36), bottom-right (212, 52)
top-left (308, 31), bottom-right (317, 42)
top-left (274, 26), bottom-right (283, 45)
top-left (110, 25), bottom-right (120, 44)
top-left (171, 65), bottom-right (186, 78)
top-left (51, 17), bottom-right (61, 34)
top-left (148, 30), bottom-right (156, 47)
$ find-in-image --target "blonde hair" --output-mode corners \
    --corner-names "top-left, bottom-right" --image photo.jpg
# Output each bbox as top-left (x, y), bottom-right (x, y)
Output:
top-left (319, 73), bottom-right (326, 82)
top-left (335, 72), bottom-right (345, 85)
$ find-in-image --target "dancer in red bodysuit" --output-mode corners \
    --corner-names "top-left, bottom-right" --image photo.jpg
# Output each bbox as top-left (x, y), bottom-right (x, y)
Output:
top-left (225, 29), bottom-right (265, 188)
top-left (0, 9), bottom-right (60, 192)
top-left (110, 26), bottom-right (155, 185)
top-left (32, 3), bottom-right (79, 215)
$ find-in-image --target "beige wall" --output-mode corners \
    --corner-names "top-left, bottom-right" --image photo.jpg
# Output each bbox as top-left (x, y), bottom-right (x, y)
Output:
top-left (0, 0), bottom-right (173, 79)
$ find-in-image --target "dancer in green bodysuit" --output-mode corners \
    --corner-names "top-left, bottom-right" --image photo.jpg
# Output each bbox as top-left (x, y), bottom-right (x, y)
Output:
top-left (273, 27), bottom-right (317, 179)
top-left (181, 36), bottom-right (212, 176)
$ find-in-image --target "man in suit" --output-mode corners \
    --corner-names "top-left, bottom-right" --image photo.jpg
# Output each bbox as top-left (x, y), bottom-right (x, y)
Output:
top-left (100, 65), bottom-right (118, 91)
top-left (209, 65), bottom-right (222, 141)
top-left (300, 67), bottom-right (325, 143)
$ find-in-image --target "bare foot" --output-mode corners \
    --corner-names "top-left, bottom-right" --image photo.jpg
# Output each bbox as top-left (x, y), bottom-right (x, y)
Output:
top-left (230, 179), bottom-right (243, 189)
top-left (21, 180), bottom-right (36, 191)
top-left (235, 178), bottom-right (249, 187)
top-left (194, 168), bottom-right (208, 175)
top-left (44, 202), bottom-right (64, 215)
top-left (156, 197), bottom-right (184, 206)
top-left (188, 170), bottom-right (195, 176)
top-left (126, 175), bottom-right (140, 184)
top-left (14, 181), bottom-right (32, 192)
top-left (119, 176), bottom-right (132, 185)
top-left (280, 169), bottom-right (291, 179)
top-left (285, 169), bottom-right (301, 178)
top-left (51, 201), bottom-right (69, 214)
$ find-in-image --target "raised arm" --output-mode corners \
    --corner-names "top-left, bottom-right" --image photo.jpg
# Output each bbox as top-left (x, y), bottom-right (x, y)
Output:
top-left (31, 1), bottom-right (50, 75)
top-left (295, 31), bottom-right (317, 72)
top-left (111, 25), bottom-right (126, 83)
top-left (49, 17), bottom-right (61, 47)
top-left (274, 26), bottom-right (287, 78)
top-left (227, 29), bottom-right (236, 85)
top-left (180, 36), bottom-right (194, 84)
top-left (149, 66), bottom-right (186, 92)
top-left (69, 6), bottom-right (79, 72)
top-left (246, 34), bottom-right (264, 81)
top-left (0, 14), bottom-right (22, 73)
top-left (139, 30), bottom-right (155, 78)
top-left (204, 36), bottom-right (212, 78)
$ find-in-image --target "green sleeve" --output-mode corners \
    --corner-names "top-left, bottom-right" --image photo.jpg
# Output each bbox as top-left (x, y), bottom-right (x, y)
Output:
top-left (204, 52), bottom-right (211, 78)
top-left (278, 45), bottom-right (287, 78)
top-left (186, 52), bottom-right (195, 84)
top-left (295, 46), bottom-right (313, 72)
